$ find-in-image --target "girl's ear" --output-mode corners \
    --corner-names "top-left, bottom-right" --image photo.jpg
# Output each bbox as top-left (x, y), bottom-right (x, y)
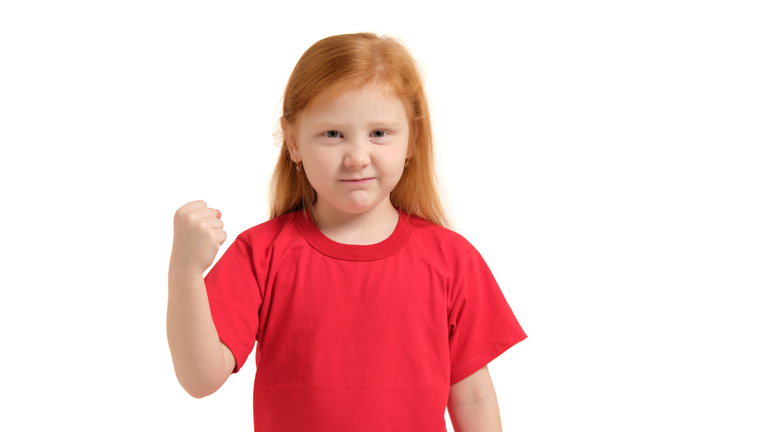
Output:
top-left (281, 117), bottom-right (301, 162)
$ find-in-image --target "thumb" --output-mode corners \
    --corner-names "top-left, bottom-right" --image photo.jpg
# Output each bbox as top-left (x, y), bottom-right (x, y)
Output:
top-left (216, 209), bottom-right (222, 219)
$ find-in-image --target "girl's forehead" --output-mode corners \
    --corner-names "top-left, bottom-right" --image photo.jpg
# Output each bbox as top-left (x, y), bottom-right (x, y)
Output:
top-left (299, 92), bottom-right (407, 130)
top-left (308, 81), bottom-right (399, 112)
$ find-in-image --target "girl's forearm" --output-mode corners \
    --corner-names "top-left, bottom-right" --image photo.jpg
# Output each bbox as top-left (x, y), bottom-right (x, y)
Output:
top-left (166, 259), bottom-right (228, 398)
top-left (447, 393), bottom-right (503, 432)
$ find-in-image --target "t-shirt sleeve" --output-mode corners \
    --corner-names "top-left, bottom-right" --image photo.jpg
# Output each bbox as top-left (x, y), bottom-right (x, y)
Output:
top-left (447, 245), bottom-right (527, 385)
top-left (203, 236), bottom-right (262, 373)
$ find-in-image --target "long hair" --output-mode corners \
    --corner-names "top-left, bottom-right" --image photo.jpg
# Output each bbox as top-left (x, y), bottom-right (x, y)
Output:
top-left (269, 32), bottom-right (452, 229)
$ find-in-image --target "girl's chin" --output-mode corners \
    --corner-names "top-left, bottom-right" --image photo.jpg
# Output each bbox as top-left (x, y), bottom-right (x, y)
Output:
top-left (318, 196), bottom-right (390, 216)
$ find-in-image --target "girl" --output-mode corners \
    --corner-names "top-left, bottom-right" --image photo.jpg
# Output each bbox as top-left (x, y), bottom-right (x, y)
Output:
top-left (167, 32), bottom-right (527, 432)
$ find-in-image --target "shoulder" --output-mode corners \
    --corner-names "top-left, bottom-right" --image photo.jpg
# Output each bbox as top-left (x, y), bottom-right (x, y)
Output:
top-left (233, 211), bottom-right (302, 251)
top-left (402, 214), bottom-right (497, 294)
top-left (404, 213), bottom-right (480, 260)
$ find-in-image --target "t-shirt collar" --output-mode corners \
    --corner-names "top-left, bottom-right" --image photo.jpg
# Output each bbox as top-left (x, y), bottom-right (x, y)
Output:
top-left (293, 208), bottom-right (411, 261)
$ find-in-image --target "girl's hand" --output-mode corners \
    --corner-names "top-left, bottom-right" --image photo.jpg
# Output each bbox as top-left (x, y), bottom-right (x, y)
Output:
top-left (170, 200), bottom-right (227, 276)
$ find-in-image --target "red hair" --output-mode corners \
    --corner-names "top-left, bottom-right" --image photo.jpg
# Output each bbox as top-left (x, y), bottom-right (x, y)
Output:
top-left (269, 32), bottom-right (451, 229)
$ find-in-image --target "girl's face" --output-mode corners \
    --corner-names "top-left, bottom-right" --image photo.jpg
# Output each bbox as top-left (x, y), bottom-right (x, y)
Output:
top-left (285, 83), bottom-right (413, 220)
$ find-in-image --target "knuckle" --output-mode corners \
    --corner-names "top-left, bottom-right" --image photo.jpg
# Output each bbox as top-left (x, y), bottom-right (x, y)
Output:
top-left (187, 211), bottom-right (201, 224)
top-left (174, 206), bottom-right (186, 220)
top-left (197, 219), bottom-right (209, 231)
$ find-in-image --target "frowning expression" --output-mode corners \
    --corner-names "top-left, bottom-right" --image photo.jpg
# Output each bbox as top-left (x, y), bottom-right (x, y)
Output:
top-left (285, 83), bottom-right (413, 217)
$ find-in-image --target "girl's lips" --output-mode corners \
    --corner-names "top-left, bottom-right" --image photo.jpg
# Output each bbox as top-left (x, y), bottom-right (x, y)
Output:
top-left (340, 178), bottom-right (374, 185)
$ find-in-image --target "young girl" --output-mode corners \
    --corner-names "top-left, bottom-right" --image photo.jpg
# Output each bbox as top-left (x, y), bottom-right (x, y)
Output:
top-left (167, 32), bottom-right (527, 431)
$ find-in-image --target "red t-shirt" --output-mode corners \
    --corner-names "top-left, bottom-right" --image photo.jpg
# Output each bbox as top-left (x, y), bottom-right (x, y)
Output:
top-left (203, 208), bottom-right (527, 431)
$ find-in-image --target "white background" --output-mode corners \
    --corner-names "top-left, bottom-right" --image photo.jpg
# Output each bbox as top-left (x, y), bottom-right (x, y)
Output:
top-left (1, 1), bottom-right (766, 431)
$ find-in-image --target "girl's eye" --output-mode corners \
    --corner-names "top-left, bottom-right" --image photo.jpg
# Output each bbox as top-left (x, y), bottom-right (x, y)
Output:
top-left (372, 130), bottom-right (387, 138)
top-left (324, 130), bottom-right (340, 138)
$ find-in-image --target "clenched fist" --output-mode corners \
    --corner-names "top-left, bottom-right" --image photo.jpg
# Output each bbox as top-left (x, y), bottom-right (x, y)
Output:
top-left (170, 200), bottom-right (227, 276)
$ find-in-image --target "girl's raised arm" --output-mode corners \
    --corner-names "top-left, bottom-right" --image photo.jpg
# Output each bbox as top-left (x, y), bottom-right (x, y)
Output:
top-left (166, 200), bottom-right (236, 398)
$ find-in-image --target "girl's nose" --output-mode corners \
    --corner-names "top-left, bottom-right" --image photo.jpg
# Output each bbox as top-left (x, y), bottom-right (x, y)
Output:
top-left (344, 137), bottom-right (371, 168)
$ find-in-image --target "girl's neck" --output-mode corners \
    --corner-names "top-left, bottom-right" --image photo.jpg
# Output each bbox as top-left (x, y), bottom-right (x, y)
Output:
top-left (312, 198), bottom-right (399, 245)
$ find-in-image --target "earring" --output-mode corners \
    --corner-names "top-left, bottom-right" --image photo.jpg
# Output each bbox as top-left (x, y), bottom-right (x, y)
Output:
top-left (295, 162), bottom-right (301, 172)
top-left (404, 159), bottom-right (409, 168)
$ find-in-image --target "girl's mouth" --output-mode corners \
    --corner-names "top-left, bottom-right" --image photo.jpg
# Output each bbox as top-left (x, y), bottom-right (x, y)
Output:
top-left (340, 178), bottom-right (374, 185)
